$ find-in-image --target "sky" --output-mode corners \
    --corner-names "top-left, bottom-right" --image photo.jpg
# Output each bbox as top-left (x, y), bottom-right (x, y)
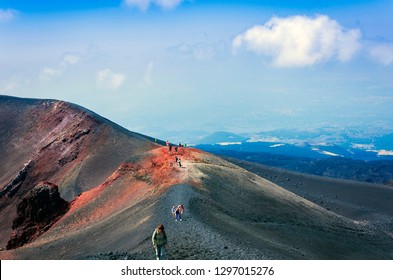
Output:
top-left (1, 0), bottom-right (393, 141)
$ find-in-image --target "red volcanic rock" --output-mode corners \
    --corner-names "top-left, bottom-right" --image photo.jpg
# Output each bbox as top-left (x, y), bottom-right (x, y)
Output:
top-left (6, 182), bottom-right (69, 249)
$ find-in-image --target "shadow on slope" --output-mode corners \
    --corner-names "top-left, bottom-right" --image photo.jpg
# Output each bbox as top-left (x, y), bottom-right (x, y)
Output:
top-left (223, 157), bottom-right (393, 235)
top-left (188, 154), bottom-right (393, 259)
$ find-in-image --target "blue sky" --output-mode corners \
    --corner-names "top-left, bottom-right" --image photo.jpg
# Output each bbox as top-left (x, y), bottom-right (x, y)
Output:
top-left (1, 1), bottom-right (393, 141)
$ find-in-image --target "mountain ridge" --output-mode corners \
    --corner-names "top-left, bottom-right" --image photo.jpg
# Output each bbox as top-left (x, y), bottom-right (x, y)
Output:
top-left (1, 95), bottom-right (393, 259)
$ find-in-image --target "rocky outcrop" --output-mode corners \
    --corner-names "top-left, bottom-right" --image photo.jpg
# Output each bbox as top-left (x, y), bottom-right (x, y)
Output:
top-left (6, 182), bottom-right (69, 250)
top-left (0, 160), bottom-right (32, 198)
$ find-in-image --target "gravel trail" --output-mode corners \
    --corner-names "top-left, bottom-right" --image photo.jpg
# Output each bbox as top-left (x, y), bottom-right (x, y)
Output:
top-left (90, 184), bottom-right (274, 260)
top-left (145, 184), bottom-right (273, 260)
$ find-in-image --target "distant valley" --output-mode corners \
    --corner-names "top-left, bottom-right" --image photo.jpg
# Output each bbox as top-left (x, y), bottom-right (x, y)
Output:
top-left (195, 130), bottom-right (393, 186)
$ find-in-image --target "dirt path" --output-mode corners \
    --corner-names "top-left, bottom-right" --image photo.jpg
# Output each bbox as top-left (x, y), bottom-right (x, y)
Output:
top-left (129, 155), bottom-right (277, 260)
top-left (144, 184), bottom-right (273, 260)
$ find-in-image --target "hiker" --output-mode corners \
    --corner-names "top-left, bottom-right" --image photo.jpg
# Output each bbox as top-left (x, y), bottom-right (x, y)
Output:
top-left (175, 205), bottom-right (182, 221)
top-left (152, 224), bottom-right (168, 260)
top-left (175, 156), bottom-right (178, 163)
top-left (171, 205), bottom-right (176, 218)
top-left (178, 204), bottom-right (184, 216)
top-left (169, 144), bottom-right (172, 152)
top-left (178, 158), bottom-right (182, 167)
top-left (166, 141), bottom-right (169, 146)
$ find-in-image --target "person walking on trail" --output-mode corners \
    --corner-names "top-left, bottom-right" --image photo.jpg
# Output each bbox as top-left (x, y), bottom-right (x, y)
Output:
top-left (152, 224), bottom-right (168, 260)
top-left (178, 204), bottom-right (184, 217)
top-left (175, 204), bottom-right (184, 221)
top-left (175, 206), bottom-right (182, 221)
top-left (171, 205), bottom-right (176, 219)
top-left (169, 144), bottom-right (172, 152)
top-left (178, 158), bottom-right (182, 168)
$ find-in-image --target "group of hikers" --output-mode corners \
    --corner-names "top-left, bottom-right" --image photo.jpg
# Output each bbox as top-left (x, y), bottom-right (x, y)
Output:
top-left (165, 141), bottom-right (185, 168)
top-left (166, 141), bottom-right (187, 151)
top-left (151, 204), bottom-right (185, 260)
top-left (150, 140), bottom-right (188, 260)
top-left (172, 204), bottom-right (184, 221)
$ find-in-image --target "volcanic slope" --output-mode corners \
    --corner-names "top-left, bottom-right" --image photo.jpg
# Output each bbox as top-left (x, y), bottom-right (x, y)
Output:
top-left (1, 95), bottom-right (393, 259)
top-left (0, 95), bottom-right (157, 248)
top-left (223, 157), bottom-right (393, 231)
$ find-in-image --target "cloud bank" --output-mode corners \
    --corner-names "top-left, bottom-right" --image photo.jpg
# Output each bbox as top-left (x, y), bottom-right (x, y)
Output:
top-left (124, 0), bottom-right (183, 11)
top-left (233, 15), bottom-right (361, 67)
top-left (170, 42), bottom-right (220, 61)
top-left (40, 54), bottom-right (80, 81)
top-left (369, 44), bottom-right (393, 65)
top-left (96, 69), bottom-right (125, 90)
top-left (143, 62), bottom-right (154, 85)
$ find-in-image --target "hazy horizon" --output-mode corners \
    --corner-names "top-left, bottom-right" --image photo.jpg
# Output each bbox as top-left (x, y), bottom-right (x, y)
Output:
top-left (1, 1), bottom-right (393, 140)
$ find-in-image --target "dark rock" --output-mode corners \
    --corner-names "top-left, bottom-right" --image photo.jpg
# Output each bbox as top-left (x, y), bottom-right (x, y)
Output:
top-left (0, 160), bottom-right (32, 198)
top-left (72, 129), bottom-right (90, 140)
top-left (6, 182), bottom-right (69, 250)
top-left (58, 150), bottom-right (78, 166)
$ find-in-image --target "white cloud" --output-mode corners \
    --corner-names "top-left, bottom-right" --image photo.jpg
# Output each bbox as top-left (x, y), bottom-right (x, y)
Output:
top-left (155, 0), bottom-right (183, 9)
top-left (96, 69), bottom-right (125, 90)
top-left (40, 67), bottom-right (62, 81)
top-left (143, 62), bottom-right (154, 85)
top-left (232, 15), bottom-right (361, 67)
top-left (0, 81), bottom-right (19, 93)
top-left (0, 9), bottom-right (17, 22)
top-left (369, 44), bottom-right (393, 65)
top-left (40, 54), bottom-right (80, 81)
top-left (171, 43), bottom-right (218, 61)
top-left (124, 0), bottom-right (183, 11)
top-left (60, 54), bottom-right (80, 68)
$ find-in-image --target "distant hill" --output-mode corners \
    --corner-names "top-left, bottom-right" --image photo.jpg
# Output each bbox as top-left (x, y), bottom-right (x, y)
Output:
top-left (197, 145), bottom-right (393, 186)
top-left (198, 131), bottom-right (246, 145)
top-left (196, 128), bottom-right (393, 185)
top-left (196, 128), bottom-right (393, 161)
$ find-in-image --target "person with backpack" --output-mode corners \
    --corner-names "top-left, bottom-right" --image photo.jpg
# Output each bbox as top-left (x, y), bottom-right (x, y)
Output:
top-left (175, 204), bottom-right (184, 221)
top-left (175, 206), bottom-right (182, 221)
top-left (178, 204), bottom-right (184, 217)
top-left (152, 224), bottom-right (168, 260)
